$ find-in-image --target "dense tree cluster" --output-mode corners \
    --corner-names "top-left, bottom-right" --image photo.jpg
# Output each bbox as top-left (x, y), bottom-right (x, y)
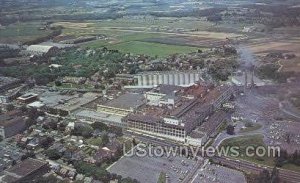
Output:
top-left (257, 63), bottom-right (294, 83)
top-left (275, 150), bottom-right (300, 167)
top-left (73, 161), bottom-right (139, 183)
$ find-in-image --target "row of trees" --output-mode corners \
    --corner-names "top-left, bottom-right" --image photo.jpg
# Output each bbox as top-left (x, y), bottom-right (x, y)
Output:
top-left (254, 167), bottom-right (280, 183)
top-left (257, 63), bottom-right (295, 83)
top-left (73, 161), bottom-right (139, 183)
top-left (275, 150), bottom-right (300, 167)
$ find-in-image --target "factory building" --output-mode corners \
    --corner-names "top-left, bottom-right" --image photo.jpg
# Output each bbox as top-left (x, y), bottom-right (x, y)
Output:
top-left (124, 83), bottom-right (234, 143)
top-left (0, 158), bottom-right (49, 183)
top-left (17, 93), bottom-right (38, 104)
top-left (134, 70), bottom-right (202, 87)
top-left (97, 93), bottom-right (145, 117)
top-left (145, 85), bottom-right (182, 107)
top-left (125, 115), bottom-right (186, 142)
top-left (26, 45), bottom-right (59, 56)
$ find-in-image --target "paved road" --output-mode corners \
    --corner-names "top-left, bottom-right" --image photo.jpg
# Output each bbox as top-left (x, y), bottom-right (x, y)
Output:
top-left (212, 131), bottom-right (264, 148)
top-left (279, 101), bottom-right (300, 120)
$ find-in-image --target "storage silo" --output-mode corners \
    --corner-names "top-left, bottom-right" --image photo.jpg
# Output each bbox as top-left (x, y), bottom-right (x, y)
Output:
top-left (163, 73), bottom-right (169, 84)
top-left (174, 73), bottom-right (179, 85)
top-left (142, 75), bottom-right (148, 86)
top-left (169, 73), bottom-right (174, 85)
top-left (184, 73), bottom-right (190, 85)
top-left (153, 74), bottom-right (159, 86)
top-left (179, 73), bottom-right (185, 85)
top-left (195, 73), bottom-right (200, 82)
top-left (190, 73), bottom-right (195, 84)
top-left (137, 75), bottom-right (143, 86)
top-left (158, 74), bottom-right (163, 85)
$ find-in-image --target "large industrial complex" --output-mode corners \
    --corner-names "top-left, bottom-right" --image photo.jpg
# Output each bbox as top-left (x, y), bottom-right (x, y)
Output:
top-left (125, 83), bottom-right (233, 143)
top-left (1, 0), bottom-right (300, 182)
top-left (134, 70), bottom-right (202, 87)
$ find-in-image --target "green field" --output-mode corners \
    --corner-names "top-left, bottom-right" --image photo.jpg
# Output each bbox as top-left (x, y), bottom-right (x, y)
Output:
top-left (157, 172), bottom-right (166, 183)
top-left (106, 41), bottom-right (199, 57)
top-left (0, 22), bottom-right (52, 43)
top-left (220, 135), bottom-right (300, 172)
top-left (86, 137), bottom-right (103, 147)
top-left (220, 135), bottom-right (275, 165)
top-left (57, 19), bottom-right (210, 57)
top-left (240, 123), bottom-right (262, 133)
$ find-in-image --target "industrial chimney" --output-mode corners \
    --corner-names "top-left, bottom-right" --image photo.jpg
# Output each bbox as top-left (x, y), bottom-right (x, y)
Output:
top-left (251, 69), bottom-right (255, 87)
top-left (244, 70), bottom-right (248, 93)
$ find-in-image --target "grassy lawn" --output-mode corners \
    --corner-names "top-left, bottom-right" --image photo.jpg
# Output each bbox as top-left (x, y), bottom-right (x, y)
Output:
top-left (157, 172), bottom-right (166, 183)
top-left (240, 123), bottom-right (262, 133)
top-left (282, 163), bottom-right (300, 172)
top-left (0, 22), bottom-right (52, 43)
top-left (106, 41), bottom-right (199, 57)
top-left (220, 135), bottom-right (300, 172)
top-left (220, 135), bottom-right (275, 166)
top-left (86, 137), bottom-right (103, 147)
top-left (117, 137), bottom-right (134, 154)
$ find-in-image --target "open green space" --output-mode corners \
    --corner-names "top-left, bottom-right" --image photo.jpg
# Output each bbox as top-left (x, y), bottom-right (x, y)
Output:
top-left (86, 137), bottom-right (103, 147)
top-left (157, 172), bottom-right (166, 183)
top-left (91, 17), bottom-right (214, 30)
top-left (220, 135), bottom-right (300, 172)
top-left (220, 135), bottom-right (275, 166)
top-left (106, 41), bottom-right (199, 57)
top-left (0, 22), bottom-right (52, 43)
top-left (240, 123), bottom-right (262, 133)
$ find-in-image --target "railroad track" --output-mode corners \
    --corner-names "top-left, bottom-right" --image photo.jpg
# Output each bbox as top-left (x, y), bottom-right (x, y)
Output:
top-left (212, 156), bottom-right (300, 183)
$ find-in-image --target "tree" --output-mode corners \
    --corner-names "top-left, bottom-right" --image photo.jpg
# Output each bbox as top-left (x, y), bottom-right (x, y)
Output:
top-left (55, 80), bottom-right (62, 86)
top-left (34, 174), bottom-right (61, 183)
top-left (72, 124), bottom-right (93, 138)
top-left (245, 121), bottom-right (254, 128)
top-left (226, 125), bottom-right (235, 135)
top-left (6, 104), bottom-right (15, 111)
top-left (102, 133), bottom-right (109, 146)
top-left (74, 161), bottom-right (109, 182)
top-left (45, 149), bottom-right (62, 160)
top-left (132, 138), bottom-right (137, 146)
top-left (108, 126), bottom-right (123, 136)
top-left (21, 151), bottom-right (36, 160)
top-left (91, 122), bottom-right (108, 131)
top-left (270, 166), bottom-right (280, 183)
top-left (120, 177), bottom-right (139, 183)
top-left (40, 137), bottom-right (54, 149)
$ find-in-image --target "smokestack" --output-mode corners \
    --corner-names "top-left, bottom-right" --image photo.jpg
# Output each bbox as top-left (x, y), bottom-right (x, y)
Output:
top-left (244, 70), bottom-right (248, 93)
top-left (251, 69), bottom-right (255, 87)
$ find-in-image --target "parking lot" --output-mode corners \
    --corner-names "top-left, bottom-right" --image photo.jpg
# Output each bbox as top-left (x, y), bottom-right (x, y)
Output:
top-left (191, 163), bottom-right (246, 183)
top-left (108, 147), bottom-right (198, 183)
